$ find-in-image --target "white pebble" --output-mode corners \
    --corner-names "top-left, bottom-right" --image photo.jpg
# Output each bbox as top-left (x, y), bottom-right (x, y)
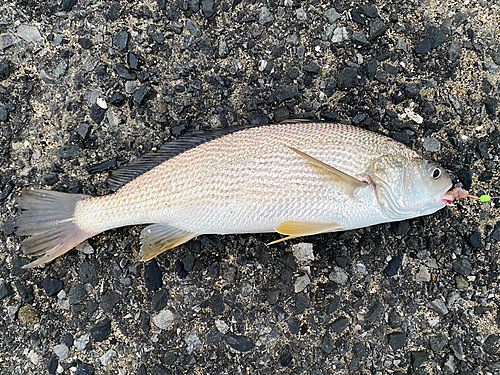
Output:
top-left (53, 344), bottom-right (70, 361)
top-left (292, 242), bottom-right (314, 262)
top-left (152, 309), bottom-right (175, 330)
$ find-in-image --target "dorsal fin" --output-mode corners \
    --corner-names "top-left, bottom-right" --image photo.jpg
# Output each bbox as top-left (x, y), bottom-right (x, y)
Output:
top-left (107, 123), bottom-right (258, 191)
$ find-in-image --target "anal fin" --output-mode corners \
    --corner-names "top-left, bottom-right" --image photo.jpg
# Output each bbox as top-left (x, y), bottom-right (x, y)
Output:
top-left (269, 221), bottom-right (343, 245)
top-left (140, 224), bottom-right (197, 261)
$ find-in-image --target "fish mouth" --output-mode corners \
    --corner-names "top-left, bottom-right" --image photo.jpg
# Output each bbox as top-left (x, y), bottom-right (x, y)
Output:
top-left (434, 183), bottom-right (453, 204)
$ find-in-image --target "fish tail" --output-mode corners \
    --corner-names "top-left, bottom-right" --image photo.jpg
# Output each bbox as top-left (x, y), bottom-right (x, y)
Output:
top-left (16, 189), bottom-right (98, 269)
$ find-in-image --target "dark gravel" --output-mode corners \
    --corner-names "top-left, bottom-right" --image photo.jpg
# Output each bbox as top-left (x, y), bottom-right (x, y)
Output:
top-left (1, 1), bottom-right (499, 374)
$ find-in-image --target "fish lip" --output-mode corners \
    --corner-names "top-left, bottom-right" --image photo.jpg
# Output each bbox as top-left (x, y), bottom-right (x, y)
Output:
top-left (434, 183), bottom-right (453, 204)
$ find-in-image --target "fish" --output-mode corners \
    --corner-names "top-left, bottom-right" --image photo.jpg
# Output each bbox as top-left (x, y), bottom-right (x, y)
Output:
top-left (15, 121), bottom-right (465, 268)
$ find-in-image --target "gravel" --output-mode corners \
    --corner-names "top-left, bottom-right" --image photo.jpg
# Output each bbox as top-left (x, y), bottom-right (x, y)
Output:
top-left (1, 1), bottom-right (499, 374)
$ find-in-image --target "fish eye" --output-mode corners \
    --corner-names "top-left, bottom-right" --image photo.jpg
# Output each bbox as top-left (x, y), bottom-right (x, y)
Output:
top-left (425, 161), bottom-right (443, 180)
top-left (431, 167), bottom-right (441, 179)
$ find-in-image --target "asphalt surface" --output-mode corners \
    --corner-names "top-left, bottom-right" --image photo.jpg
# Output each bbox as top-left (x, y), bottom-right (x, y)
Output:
top-left (1, 0), bottom-right (499, 374)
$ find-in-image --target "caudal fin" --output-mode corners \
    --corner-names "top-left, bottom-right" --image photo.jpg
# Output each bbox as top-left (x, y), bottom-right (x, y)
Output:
top-left (16, 189), bottom-right (97, 268)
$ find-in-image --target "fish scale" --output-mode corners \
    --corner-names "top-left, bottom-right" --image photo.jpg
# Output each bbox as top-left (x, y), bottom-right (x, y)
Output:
top-left (16, 121), bottom-right (456, 268)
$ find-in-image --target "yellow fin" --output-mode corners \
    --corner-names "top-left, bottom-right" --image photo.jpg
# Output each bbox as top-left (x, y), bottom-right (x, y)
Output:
top-left (287, 146), bottom-right (367, 197)
top-left (140, 224), bottom-right (197, 261)
top-left (275, 221), bottom-right (342, 237)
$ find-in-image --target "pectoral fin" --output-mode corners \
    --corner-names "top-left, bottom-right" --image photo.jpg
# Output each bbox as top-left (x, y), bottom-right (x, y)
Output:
top-left (140, 224), bottom-right (197, 261)
top-left (268, 221), bottom-right (342, 245)
top-left (287, 146), bottom-right (367, 197)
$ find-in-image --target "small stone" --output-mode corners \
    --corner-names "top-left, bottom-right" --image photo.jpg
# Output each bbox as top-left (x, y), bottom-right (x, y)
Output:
top-left (304, 62), bottom-right (320, 74)
top-left (90, 103), bottom-right (106, 124)
top-left (74, 334), bottom-right (90, 351)
top-left (0, 105), bottom-right (7, 122)
top-left (453, 259), bottom-right (472, 276)
top-left (27, 350), bottom-right (41, 365)
top-left (388, 332), bottom-right (406, 350)
top-left (365, 302), bottom-right (384, 323)
top-left (296, 293), bottom-right (309, 313)
top-left (292, 243), bottom-right (314, 262)
top-left (79, 262), bottom-right (97, 284)
top-left (17, 24), bottom-right (44, 44)
top-left (75, 363), bottom-right (94, 375)
top-left (328, 296), bottom-right (340, 314)
top-left (368, 18), bottom-right (388, 40)
top-left (0, 33), bottom-right (16, 50)
top-left (384, 256), bottom-right (401, 277)
top-left (294, 274), bottom-right (310, 293)
top-left (331, 316), bottom-right (349, 333)
top-left (415, 40), bottom-right (432, 54)
top-left (427, 25), bottom-right (447, 48)
top-left (215, 319), bottom-right (229, 334)
top-left (455, 275), bottom-right (469, 291)
top-left (320, 333), bottom-right (334, 354)
top-left (246, 113), bottom-right (268, 126)
top-left (423, 138), bottom-right (441, 152)
top-left (275, 84), bottom-right (298, 102)
top-left (484, 97), bottom-right (498, 116)
top-left (78, 38), bottom-right (92, 49)
top-left (43, 174), bottom-right (59, 186)
top-left (202, 0), bottom-right (216, 18)
top-left (449, 337), bottom-right (464, 360)
top-left (99, 349), bottom-right (117, 366)
top-left (62, 0), bottom-right (77, 12)
top-left (0, 59), bottom-right (10, 80)
top-left (428, 298), bottom-right (449, 315)
top-left (404, 83), bottom-right (421, 98)
top-left (145, 260), bottom-right (162, 291)
top-left (411, 351), bottom-right (428, 368)
top-left (329, 267), bottom-right (348, 284)
top-left (429, 334), bottom-right (448, 352)
top-left (90, 318), bottom-right (111, 342)
top-left (324, 9), bottom-right (341, 24)
top-left (153, 309), bottom-right (175, 329)
top-left (331, 27), bottom-right (349, 43)
top-left (109, 92), bottom-right (126, 106)
top-left (484, 335), bottom-right (500, 356)
top-left (388, 311), bottom-right (402, 328)
top-left (259, 7), bottom-right (274, 25)
top-left (108, 1), bottom-right (121, 21)
top-left (57, 145), bottom-right (80, 159)
top-left (211, 293), bottom-right (225, 315)
top-left (68, 284), bottom-right (87, 305)
top-left (352, 31), bottom-right (369, 46)
top-left (337, 67), bottom-right (359, 90)
top-left (114, 63), bottom-right (136, 80)
top-left (415, 266), bottom-right (431, 282)
top-left (113, 31), bottom-right (128, 51)
top-left (186, 19), bottom-right (201, 37)
top-left (448, 40), bottom-right (463, 63)
top-left (224, 333), bottom-right (255, 352)
top-left (42, 277), bottom-right (63, 297)
top-left (352, 114), bottom-right (366, 125)
top-left (199, 36), bottom-right (213, 56)
top-left (100, 290), bottom-right (119, 312)
top-left (53, 344), bottom-right (70, 361)
top-left (185, 330), bottom-right (202, 353)
top-left (358, 5), bottom-right (378, 18)
top-left (351, 10), bottom-right (365, 25)
top-left (18, 305), bottom-right (40, 324)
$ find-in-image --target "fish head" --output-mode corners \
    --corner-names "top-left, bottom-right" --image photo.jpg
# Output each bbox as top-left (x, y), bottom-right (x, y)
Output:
top-left (370, 156), bottom-right (452, 219)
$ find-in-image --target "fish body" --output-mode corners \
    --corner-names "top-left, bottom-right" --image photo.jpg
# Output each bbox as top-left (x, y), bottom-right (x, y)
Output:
top-left (16, 121), bottom-right (455, 268)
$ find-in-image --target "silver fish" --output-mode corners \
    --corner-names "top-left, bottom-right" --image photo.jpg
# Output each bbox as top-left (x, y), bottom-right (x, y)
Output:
top-left (16, 121), bottom-right (461, 268)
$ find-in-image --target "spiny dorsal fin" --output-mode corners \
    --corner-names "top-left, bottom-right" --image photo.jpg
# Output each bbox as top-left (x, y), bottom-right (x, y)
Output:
top-left (287, 146), bottom-right (368, 198)
top-left (107, 124), bottom-right (258, 191)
